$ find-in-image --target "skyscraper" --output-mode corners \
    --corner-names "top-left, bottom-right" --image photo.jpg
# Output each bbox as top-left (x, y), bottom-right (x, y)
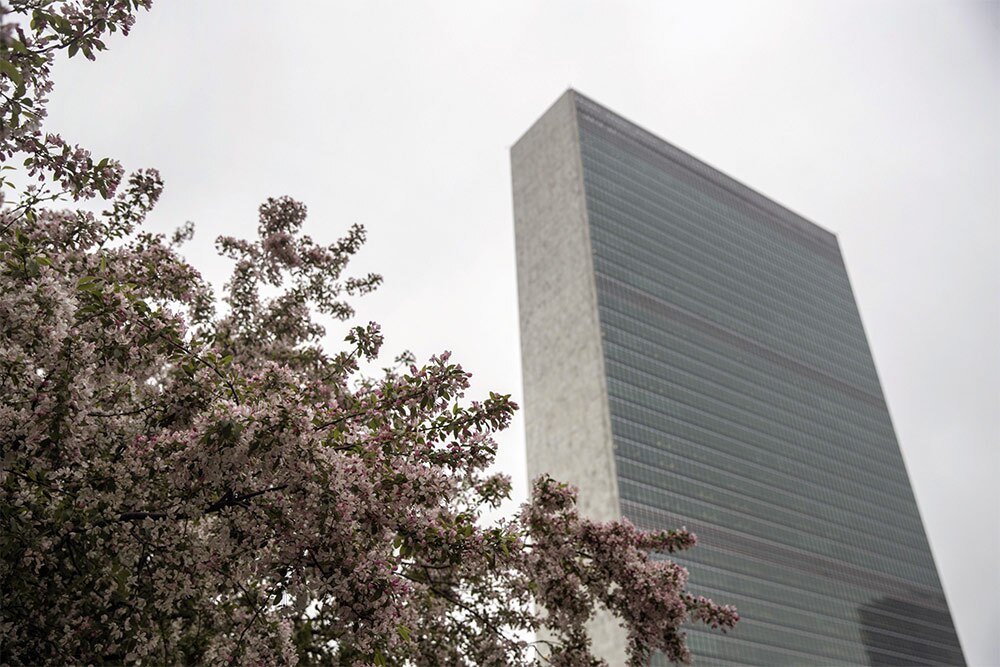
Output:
top-left (511, 91), bottom-right (965, 666)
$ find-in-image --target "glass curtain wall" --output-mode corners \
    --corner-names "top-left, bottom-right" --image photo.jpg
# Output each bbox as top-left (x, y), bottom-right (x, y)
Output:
top-left (573, 94), bottom-right (965, 666)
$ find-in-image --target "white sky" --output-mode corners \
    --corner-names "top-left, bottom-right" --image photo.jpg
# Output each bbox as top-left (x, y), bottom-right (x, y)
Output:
top-left (45, 1), bottom-right (997, 663)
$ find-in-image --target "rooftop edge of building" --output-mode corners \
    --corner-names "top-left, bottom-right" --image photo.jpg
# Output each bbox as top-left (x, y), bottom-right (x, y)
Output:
top-left (513, 89), bottom-right (840, 254)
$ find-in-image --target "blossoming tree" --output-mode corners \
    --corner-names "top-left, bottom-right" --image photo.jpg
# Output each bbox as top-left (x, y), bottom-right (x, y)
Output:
top-left (0, 2), bottom-right (737, 665)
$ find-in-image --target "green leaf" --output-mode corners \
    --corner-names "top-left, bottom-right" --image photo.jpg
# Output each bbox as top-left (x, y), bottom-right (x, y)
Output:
top-left (0, 59), bottom-right (22, 87)
top-left (397, 624), bottom-right (411, 642)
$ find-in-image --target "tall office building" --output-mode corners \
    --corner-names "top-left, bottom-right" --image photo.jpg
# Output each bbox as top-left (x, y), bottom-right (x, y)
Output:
top-left (512, 91), bottom-right (965, 666)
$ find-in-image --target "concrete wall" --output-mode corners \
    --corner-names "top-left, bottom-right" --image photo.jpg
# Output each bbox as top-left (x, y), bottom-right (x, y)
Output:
top-left (511, 90), bottom-right (627, 665)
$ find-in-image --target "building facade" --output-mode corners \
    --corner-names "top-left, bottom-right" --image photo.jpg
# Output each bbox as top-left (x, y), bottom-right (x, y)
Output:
top-left (511, 91), bottom-right (965, 666)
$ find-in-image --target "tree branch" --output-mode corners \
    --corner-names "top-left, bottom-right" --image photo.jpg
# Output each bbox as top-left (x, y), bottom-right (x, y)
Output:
top-left (118, 485), bottom-right (287, 522)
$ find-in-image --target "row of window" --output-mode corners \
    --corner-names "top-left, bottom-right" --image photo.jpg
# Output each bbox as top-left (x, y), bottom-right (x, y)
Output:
top-left (589, 223), bottom-right (872, 372)
top-left (617, 477), bottom-right (938, 587)
top-left (598, 295), bottom-right (891, 425)
top-left (677, 615), bottom-right (960, 667)
top-left (617, 457), bottom-right (939, 571)
top-left (578, 124), bottom-right (845, 280)
top-left (600, 309), bottom-right (896, 439)
top-left (684, 617), bottom-right (869, 665)
top-left (607, 385), bottom-right (915, 505)
top-left (578, 132), bottom-right (854, 301)
top-left (671, 552), bottom-right (960, 644)
top-left (655, 530), bottom-right (949, 631)
top-left (575, 103), bottom-right (839, 259)
top-left (603, 338), bottom-right (900, 471)
top-left (581, 184), bottom-right (862, 340)
top-left (589, 226), bottom-right (877, 381)
top-left (609, 399), bottom-right (918, 527)
top-left (684, 581), bottom-right (962, 658)
top-left (614, 432), bottom-right (927, 551)
top-left (604, 355), bottom-right (906, 479)
top-left (608, 382), bottom-right (910, 501)
top-left (593, 267), bottom-right (884, 405)
top-left (615, 446), bottom-right (929, 555)
top-left (580, 169), bottom-right (860, 328)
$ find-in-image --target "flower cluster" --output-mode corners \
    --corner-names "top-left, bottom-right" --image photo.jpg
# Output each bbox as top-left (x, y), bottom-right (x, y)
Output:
top-left (0, 190), bottom-right (737, 665)
top-left (0, 3), bottom-right (737, 664)
top-left (521, 479), bottom-right (738, 665)
top-left (1, 0), bottom-right (151, 212)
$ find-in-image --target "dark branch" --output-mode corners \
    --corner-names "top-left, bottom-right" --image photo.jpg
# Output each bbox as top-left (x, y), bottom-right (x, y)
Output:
top-left (118, 485), bottom-right (287, 522)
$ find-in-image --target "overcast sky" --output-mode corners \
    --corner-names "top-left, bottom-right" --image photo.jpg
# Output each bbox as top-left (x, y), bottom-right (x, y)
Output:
top-left (45, 1), bottom-right (998, 663)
